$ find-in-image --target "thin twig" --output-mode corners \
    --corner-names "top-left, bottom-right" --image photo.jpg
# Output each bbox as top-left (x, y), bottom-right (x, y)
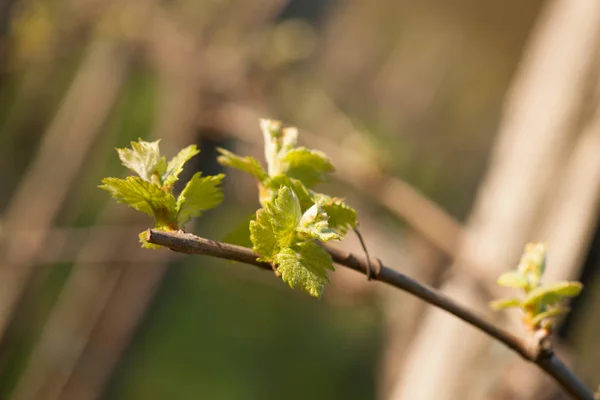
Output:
top-left (146, 229), bottom-right (594, 400)
top-left (352, 227), bottom-right (374, 280)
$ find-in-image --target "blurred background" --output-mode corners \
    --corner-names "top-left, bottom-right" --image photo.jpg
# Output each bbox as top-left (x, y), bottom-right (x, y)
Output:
top-left (0, 0), bottom-right (599, 399)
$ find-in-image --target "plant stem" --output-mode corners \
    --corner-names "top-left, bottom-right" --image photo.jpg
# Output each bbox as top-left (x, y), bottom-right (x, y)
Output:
top-left (146, 229), bottom-right (595, 400)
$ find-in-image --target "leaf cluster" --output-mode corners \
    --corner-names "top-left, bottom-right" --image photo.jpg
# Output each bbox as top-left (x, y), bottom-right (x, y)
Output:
top-left (218, 119), bottom-right (358, 297)
top-left (490, 243), bottom-right (582, 331)
top-left (99, 139), bottom-right (224, 248)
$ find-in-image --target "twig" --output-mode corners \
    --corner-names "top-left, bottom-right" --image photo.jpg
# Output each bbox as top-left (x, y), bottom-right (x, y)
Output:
top-left (146, 229), bottom-right (594, 400)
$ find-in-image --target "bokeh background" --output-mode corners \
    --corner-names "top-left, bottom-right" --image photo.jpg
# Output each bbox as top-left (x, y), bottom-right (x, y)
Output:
top-left (0, 0), bottom-right (599, 399)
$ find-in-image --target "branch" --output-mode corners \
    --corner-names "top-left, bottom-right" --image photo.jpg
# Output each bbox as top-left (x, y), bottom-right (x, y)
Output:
top-left (146, 229), bottom-right (595, 400)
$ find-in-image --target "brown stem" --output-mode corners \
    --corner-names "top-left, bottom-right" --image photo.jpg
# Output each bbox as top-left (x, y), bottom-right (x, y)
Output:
top-left (146, 229), bottom-right (595, 400)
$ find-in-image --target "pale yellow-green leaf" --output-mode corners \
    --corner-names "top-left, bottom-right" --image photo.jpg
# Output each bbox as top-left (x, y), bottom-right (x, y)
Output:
top-left (116, 139), bottom-right (166, 181)
top-left (217, 147), bottom-right (268, 181)
top-left (523, 281), bottom-right (583, 309)
top-left (496, 271), bottom-right (529, 289)
top-left (266, 186), bottom-right (302, 248)
top-left (162, 145), bottom-right (200, 186)
top-left (176, 172), bottom-right (225, 226)
top-left (529, 307), bottom-right (570, 327)
top-left (274, 242), bottom-right (334, 298)
top-left (99, 176), bottom-right (176, 219)
top-left (489, 298), bottom-right (522, 310)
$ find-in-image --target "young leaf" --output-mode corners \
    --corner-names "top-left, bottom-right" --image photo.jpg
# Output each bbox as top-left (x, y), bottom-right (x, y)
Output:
top-left (162, 145), bottom-right (200, 186)
top-left (116, 139), bottom-right (167, 182)
top-left (266, 186), bottom-right (302, 248)
top-left (264, 175), bottom-right (313, 209)
top-left (523, 281), bottom-right (583, 309)
top-left (250, 208), bottom-right (278, 260)
top-left (281, 147), bottom-right (334, 187)
top-left (517, 242), bottom-right (546, 280)
top-left (217, 148), bottom-right (268, 181)
top-left (489, 298), bottom-right (522, 310)
top-left (496, 271), bottom-right (529, 289)
top-left (274, 242), bottom-right (334, 298)
top-left (260, 119), bottom-right (298, 176)
top-left (99, 176), bottom-right (176, 219)
top-left (176, 172), bottom-right (225, 226)
top-left (297, 203), bottom-right (341, 242)
top-left (529, 307), bottom-right (571, 328)
top-left (315, 194), bottom-right (358, 235)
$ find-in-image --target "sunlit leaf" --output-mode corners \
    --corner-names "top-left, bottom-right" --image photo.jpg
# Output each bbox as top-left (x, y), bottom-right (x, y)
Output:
top-left (217, 147), bottom-right (268, 181)
top-left (99, 176), bottom-right (176, 220)
top-left (489, 298), bottom-right (522, 310)
top-left (529, 307), bottom-right (570, 327)
top-left (176, 172), bottom-right (225, 226)
top-left (496, 271), bottom-right (529, 289)
top-left (116, 139), bottom-right (166, 182)
top-left (163, 145), bottom-right (200, 186)
top-left (281, 147), bottom-right (334, 187)
top-left (297, 203), bottom-right (341, 242)
top-left (274, 241), bottom-right (334, 298)
top-left (523, 281), bottom-right (583, 309)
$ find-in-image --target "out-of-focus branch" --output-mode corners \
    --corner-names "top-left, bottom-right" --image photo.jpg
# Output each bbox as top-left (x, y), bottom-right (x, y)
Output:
top-left (146, 229), bottom-right (595, 400)
top-left (0, 40), bottom-right (130, 343)
top-left (389, 0), bottom-right (600, 398)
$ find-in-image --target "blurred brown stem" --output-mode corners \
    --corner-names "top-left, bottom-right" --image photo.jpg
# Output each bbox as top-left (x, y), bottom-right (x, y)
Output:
top-left (146, 229), bottom-right (595, 400)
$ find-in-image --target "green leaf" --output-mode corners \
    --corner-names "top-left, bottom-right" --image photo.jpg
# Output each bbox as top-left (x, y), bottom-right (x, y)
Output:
top-left (274, 242), bottom-right (334, 298)
top-left (116, 139), bottom-right (167, 182)
top-left (99, 176), bottom-right (176, 220)
top-left (315, 194), bottom-right (357, 235)
top-left (250, 208), bottom-right (278, 260)
top-left (281, 147), bottom-right (334, 187)
top-left (176, 172), bottom-right (225, 226)
top-left (496, 271), bottom-right (529, 289)
top-left (264, 175), bottom-right (313, 210)
top-left (298, 203), bottom-right (341, 242)
top-left (162, 145), bottom-right (200, 186)
top-left (517, 242), bottom-right (546, 278)
top-left (530, 307), bottom-right (570, 327)
top-left (489, 297), bottom-right (522, 310)
top-left (260, 119), bottom-right (298, 176)
top-left (523, 281), bottom-right (583, 309)
top-left (217, 148), bottom-right (268, 181)
top-left (266, 186), bottom-right (302, 248)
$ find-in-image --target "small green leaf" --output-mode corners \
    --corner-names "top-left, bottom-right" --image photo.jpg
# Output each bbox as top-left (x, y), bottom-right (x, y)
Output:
top-left (260, 119), bottom-right (298, 176)
top-left (523, 281), bottom-right (583, 309)
top-left (274, 242), bottom-right (334, 298)
top-left (176, 172), bottom-right (225, 226)
top-left (266, 186), bottom-right (302, 248)
top-left (297, 203), bottom-right (341, 242)
top-left (496, 271), bottom-right (529, 289)
top-left (529, 307), bottom-right (570, 327)
top-left (489, 297), bottom-right (522, 310)
top-left (281, 147), bottom-right (334, 187)
top-left (264, 175), bottom-right (313, 209)
top-left (116, 139), bottom-right (167, 182)
top-left (250, 208), bottom-right (278, 260)
top-left (517, 242), bottom-right (546, 279)
top-left (315, 194), bottom-right (357, 235)
top-left (217, 148), bottom-right (268, 181)
top-left (99, 176), bottom-right (176, 219)
top-left (162, 145), bottom-right (200, 186)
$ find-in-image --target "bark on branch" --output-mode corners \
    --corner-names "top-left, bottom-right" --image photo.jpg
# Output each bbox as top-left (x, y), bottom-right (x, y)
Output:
top-left (145, 229), bottom-right (594, 400)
